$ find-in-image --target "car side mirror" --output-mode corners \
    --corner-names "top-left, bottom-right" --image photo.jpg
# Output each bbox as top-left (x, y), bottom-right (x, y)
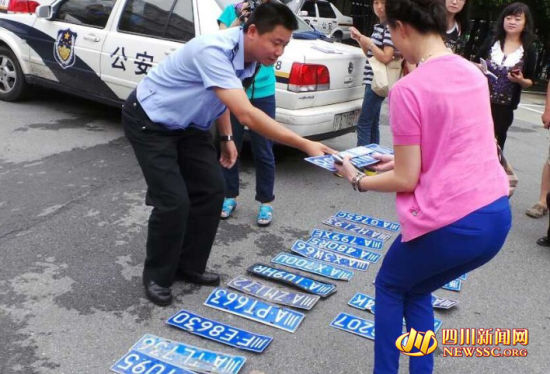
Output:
top-left (299, 11), bottom-right (309, 16)
top-left (36, 5), bottom-right (53, 19)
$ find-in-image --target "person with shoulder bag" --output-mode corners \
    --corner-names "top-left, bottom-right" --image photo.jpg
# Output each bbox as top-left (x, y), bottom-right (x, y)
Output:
top-left (349, 0), bottom-right (401, 146)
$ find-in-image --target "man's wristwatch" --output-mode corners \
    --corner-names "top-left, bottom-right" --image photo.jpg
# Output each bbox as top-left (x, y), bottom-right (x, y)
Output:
top-left (220, 135), bottom-right (233, 142)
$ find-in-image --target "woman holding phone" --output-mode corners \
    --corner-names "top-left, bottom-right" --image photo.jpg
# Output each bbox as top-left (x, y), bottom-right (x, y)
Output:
top-left (476, 2), bottom-right (536, 150)
top-left (349, 0), bottom-right (397, 146)
top-left (334, 0), bottom-right (511, 372)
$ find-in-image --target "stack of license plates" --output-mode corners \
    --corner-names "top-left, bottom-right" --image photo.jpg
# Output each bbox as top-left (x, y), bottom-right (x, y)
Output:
top-left (305, 144), bottom-right (394, 172)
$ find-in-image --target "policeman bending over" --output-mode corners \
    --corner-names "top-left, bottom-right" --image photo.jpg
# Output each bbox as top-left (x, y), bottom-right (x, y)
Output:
top-left (122, 2), bottom-right (332, 306)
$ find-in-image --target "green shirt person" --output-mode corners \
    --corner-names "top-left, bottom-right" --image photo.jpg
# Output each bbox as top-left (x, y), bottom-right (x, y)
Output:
top-left (217, 1), bottom-right (279, 227)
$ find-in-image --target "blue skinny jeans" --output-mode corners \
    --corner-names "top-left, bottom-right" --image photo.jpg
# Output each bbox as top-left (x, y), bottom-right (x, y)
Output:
top-left (374, 196), bottom-right (511, 373)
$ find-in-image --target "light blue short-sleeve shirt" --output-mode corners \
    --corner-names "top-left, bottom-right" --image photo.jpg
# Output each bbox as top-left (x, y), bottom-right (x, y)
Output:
top-left (136, 27), bottom-right (257, 131)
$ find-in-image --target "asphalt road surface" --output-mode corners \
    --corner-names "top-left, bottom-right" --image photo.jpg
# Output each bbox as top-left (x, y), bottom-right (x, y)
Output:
top-left (1, 89), bottom-right (549, 374)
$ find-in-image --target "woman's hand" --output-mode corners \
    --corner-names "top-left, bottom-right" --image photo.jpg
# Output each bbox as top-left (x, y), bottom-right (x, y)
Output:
top-left (334, 156), bottom-right (359, 183)
top-left (302, 140), bottom-right (336, 157)
top-left (349, 27), bottom-right (363, 42)
top-left (371, 154), bottom-right (395, 172)
top-left (507, 69), bottom-right (524, 83)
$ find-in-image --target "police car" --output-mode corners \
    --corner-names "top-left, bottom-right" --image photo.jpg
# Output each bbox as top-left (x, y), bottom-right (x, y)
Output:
top-left (0, 0), bottom-right (365, 139)
top-left (294, 0), bottom-right (353, 42)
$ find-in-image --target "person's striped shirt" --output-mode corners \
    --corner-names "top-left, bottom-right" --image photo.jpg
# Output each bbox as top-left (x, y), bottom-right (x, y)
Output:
top-left (363, 23), bottom-right (395, 85)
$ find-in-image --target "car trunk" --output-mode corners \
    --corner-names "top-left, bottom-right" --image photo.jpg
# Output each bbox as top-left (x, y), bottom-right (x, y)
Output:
top-left (275, 39), bottom-right (365, 110)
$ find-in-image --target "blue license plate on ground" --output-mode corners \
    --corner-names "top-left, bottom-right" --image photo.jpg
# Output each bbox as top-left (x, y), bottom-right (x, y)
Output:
top-left (348, 292), bottom-right (376, 312)
top-left (247, 264), bottom-right (336, 297)
top-left (111, 350), bottom-right (195, 374)
top-left (130, 334), bottom-right (245, 374)
top-left (166, 309), bottom-right (273, 353)
top-left (271, 252), bottom-right (353, 281)
top-left (228, 275), bottom-right (320, 310)
top-left (310, 229), bottom-right (384, 250)
top-left (204, 288), bottom-right (304, 333)
top-left (434, 319), bottom-right (443, 334)
top-left (442, 279), bottom-right (462, 292)
top-left (306, 238), bottom-right (381, 263)
top-left (348, 293), bottom-right (443, 333)
top-left (335, 211), bottom-right (401, 232)
top-left (330, 312), bottom-right (375, 340)
top-left (431, 295), bottom-right (458, 309)
top-left (323, 217), bottom-right (392, 241)
top-left (291, 240), bottom-right (369, 271)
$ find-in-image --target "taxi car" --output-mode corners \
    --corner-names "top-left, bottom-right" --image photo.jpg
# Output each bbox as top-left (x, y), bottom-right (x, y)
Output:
top-left (0, 0), bottom-right (365, 139)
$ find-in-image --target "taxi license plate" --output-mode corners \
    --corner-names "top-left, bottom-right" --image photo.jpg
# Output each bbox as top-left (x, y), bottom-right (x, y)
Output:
top-left (310, 228), bottom-right (384, 250)
top-left (335, 211), bottom-right (401, 232)
top-left (347, 294), bottom-right (443, 333)
top-left (129, 334), bottom-right (245, 374)
top-left (333, 110), bottom-right (360, 131)
top-left (111, 350), bottom-right (195, 374)
top-left (348, 292), bottom-right (376, 312)
top-left (323, 217), bottom-right (392, 241)
top-left (247, 263), bottom-right (336, 297)
top-left (431, 294), bottom-right (458, 309)
top-left (166, 309), bottom-right (273, 353)
top-left (204, 288), bottom-right (304, 333)
top-left (291, 240), bottom-right (369, 271)
top-left (305, 238), bottom-right (381, 263)
top-left (330, 312), bottom-right (375, 340)
top-left (271, 252), bottom-right (353, 281)
top-left (228, 275), bottom-right (320, 310)
top-left (442, 279), bottom-right (462, 292)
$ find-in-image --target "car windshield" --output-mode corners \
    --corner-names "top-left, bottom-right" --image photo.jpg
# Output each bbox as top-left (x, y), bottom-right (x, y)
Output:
top-left (214, 0), bottom-right (313, 33)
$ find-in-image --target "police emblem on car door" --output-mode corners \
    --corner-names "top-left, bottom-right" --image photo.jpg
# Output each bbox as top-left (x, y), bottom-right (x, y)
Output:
top-left (54, 28), bottom-right (77, 69)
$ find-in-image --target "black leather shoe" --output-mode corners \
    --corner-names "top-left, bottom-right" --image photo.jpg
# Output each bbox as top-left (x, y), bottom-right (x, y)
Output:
top-left (536, 236), bottom-right (550, 247)
top-left (178, 270), bottom-right (220, 286)
top-left (143, 280), bottom-right (173, 306)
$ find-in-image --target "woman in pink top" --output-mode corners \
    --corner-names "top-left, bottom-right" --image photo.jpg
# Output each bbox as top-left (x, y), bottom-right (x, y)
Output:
top-left (335, 0), bottom-right (511, 372)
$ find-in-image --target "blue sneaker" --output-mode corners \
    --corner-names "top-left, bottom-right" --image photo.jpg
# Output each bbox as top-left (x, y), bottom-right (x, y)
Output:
top-left (221, 198), bottom-right (237, 219)
top-left (257, 204), bottom-right (273, 226)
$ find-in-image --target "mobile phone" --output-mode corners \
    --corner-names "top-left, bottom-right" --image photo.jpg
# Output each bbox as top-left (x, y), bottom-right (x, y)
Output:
top-left (332, 154), bottom-right (344, 165)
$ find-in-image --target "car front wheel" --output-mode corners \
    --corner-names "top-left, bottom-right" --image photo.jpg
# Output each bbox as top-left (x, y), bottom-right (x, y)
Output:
top-left (0, 46), bottom-right (28, 101)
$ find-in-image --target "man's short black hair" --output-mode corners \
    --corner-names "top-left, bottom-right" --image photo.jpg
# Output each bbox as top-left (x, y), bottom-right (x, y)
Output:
top-left (244, 2), bottom-right (298, 34)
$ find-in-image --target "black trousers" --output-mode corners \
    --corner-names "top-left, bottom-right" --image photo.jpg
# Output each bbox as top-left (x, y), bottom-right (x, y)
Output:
top-left (491, 103), bottom-right (514, 151)
top-left (122, 90), bottom-right (224, 287)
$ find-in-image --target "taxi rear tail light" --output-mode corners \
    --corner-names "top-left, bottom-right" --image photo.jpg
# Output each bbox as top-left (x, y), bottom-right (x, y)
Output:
top-left (288, 63), bottom-right (330, 92)
top-left (8, 0), bottom-right (39, 13)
